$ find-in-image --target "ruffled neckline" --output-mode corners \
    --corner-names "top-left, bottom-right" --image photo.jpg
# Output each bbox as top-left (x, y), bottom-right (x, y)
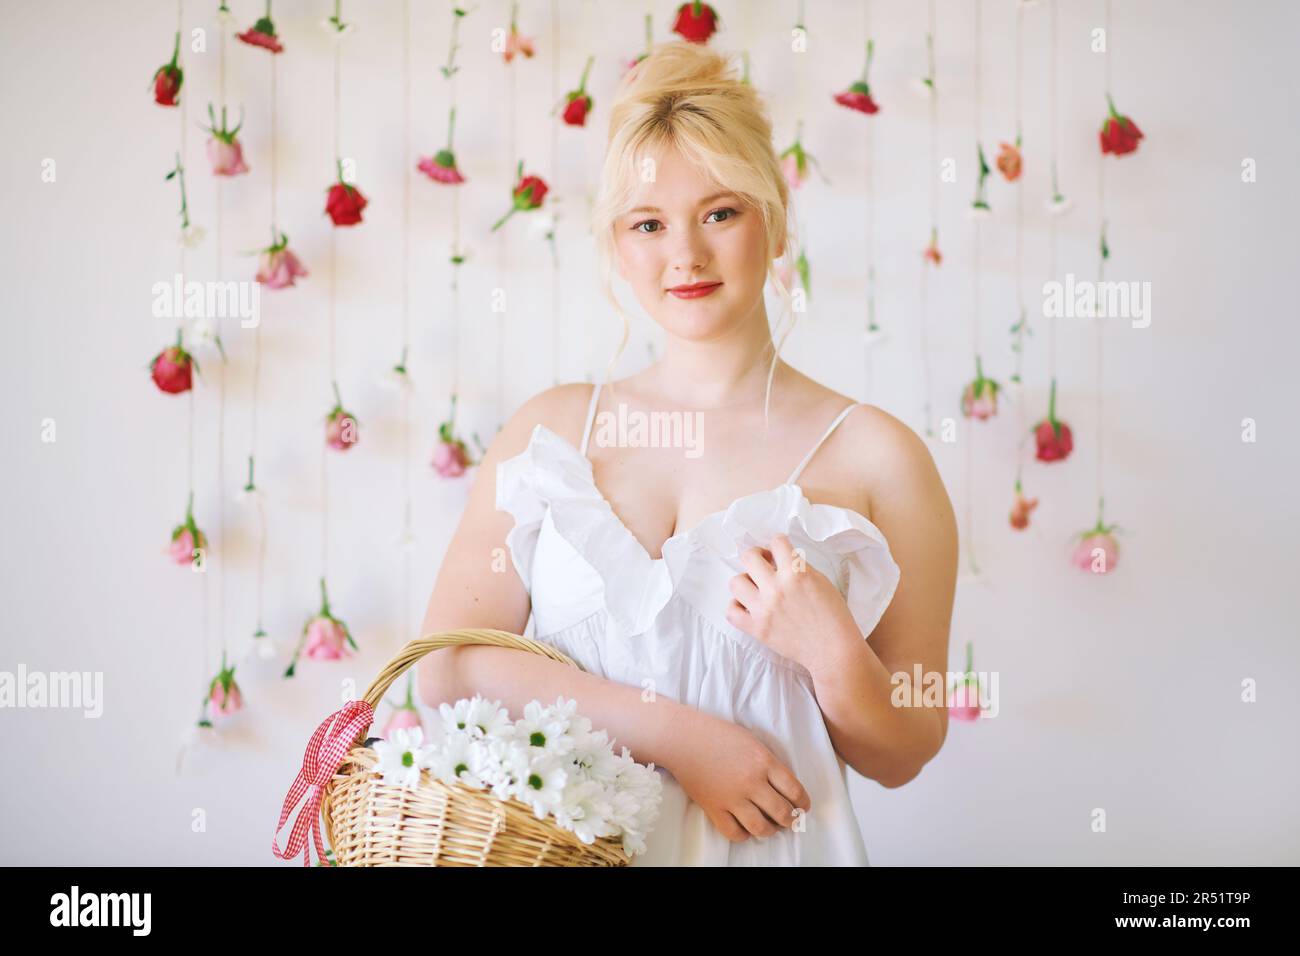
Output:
top-left (497, 422), bottom-right (901, 639)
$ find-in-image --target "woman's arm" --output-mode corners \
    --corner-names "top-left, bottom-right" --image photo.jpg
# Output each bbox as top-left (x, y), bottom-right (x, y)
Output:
top-left (414, 383), bottom-right (690, 770)
top-left (809, 413), bottom-right (958, 787)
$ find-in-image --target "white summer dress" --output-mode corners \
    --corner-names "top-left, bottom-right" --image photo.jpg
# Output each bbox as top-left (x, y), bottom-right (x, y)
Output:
top-left (495, 382), bottom-right (902, 866)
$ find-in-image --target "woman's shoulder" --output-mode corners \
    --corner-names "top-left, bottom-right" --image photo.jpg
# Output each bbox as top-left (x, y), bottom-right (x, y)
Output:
top-left (490, 381), bottom-right (598, 462)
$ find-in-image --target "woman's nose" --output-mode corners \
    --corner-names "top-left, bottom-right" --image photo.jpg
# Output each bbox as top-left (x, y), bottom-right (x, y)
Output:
top-left (668, 226), bottom-right (709, 275)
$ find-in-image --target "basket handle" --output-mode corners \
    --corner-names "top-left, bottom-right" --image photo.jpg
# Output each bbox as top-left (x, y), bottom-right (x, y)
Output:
top-left (359, 627), bottom-right (581, 715)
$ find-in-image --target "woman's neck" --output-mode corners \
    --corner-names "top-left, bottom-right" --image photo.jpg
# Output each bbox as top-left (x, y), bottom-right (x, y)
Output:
top-left (646, 304), bottom-right (787, 411)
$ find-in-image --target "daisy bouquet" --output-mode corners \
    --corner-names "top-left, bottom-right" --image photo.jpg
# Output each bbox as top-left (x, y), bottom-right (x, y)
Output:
top-left (374, 695), bottom-right (663, 858)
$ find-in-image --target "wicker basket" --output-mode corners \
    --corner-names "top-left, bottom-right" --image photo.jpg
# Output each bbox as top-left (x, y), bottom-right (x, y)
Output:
top-left (272, 628), bottom-right (632, 867)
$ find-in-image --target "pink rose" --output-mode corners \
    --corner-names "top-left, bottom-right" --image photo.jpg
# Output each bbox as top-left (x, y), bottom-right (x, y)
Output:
top-left (284, 577), bottom-right (357, 678)
top-left (383, 707), bottom-right (422, 738)
top-left (168, 527), bottom-right (199, 564)
top-left (304, 617), bottom-right (350, 660)
top-left (209, 676), bottom-right (243, 717)
top-left (948, 679), bottom-right (982, 721)
top-left (432, 439), bottom-right (469, 478)
top-left (326, 410), bottom-right (358, 451)
top-left (206, 137), bottom-right (249, 176)
top-left (256, 246), bottom-right (309, 289)
top-left (1072, 532), bottom-right (1119, 574)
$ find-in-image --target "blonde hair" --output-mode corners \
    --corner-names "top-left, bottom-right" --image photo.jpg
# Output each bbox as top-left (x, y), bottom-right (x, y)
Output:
top-left (591, 40), bottom-right (799, 423)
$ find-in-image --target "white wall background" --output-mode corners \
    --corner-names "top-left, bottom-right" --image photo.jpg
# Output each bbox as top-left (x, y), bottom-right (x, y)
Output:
top-left (2, 0), bottom-right (1297, 865)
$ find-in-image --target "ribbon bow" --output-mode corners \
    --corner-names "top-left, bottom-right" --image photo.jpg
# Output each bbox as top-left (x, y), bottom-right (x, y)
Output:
top-left (272, 699), bottom-right (375, 867)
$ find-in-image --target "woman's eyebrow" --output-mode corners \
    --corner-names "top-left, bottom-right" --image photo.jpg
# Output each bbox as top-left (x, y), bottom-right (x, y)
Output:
top-left (627, 191), bottom-right (738, 215)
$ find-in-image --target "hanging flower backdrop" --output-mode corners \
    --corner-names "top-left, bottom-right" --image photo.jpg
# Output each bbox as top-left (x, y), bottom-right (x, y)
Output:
top-left (149, 0), bottom-right (1146, 755)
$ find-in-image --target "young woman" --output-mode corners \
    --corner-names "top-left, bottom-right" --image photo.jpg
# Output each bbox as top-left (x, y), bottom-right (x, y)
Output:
top-left (418, 41), bottom-right (958, 865)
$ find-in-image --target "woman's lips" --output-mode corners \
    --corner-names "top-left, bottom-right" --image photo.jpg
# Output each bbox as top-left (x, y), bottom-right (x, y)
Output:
top-left (668, 282), bottom-right (722, 299)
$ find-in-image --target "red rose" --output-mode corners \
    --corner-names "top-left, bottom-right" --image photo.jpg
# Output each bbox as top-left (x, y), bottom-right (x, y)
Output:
top-left (325, 180), bottom-right (368, 226)
top-left (834, 85), bottom-right (879, 114)
top-left (150, 333), bottom-right (199, 394)
top-left (834, 43), bottom-right (881, 115)
top-left (561, 56), bottom-right (594, 127)
top-left (672, 2), bottom-right (720, 44)
top-left (1035, 418), bottom-right (1073, 462)
top-left (1032, 379), bottom-right (1073, 462)
top-left (562, 95), bottom-right (591, 126)
top-left (237, 17), bottom-right (284, 54)
top-left (515, 175), bottom-right (548, 207)
top-left (491, 163), bottom-right (549, 231)
top-left (1099, 95), bottom-right (1143, 156)
top-left (152, 32), bottom-right (183, 107)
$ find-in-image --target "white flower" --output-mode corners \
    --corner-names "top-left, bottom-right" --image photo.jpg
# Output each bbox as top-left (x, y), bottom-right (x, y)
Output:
top-left (1046, 193), bottom-right (1074, 217)
top-left (1017, 0), bottom-right (1042, 8)
top-left (911, 76), bottom-right (935, 99)
top-left (516, 755), bottom-right (569, 820)
top-left (427, 731), bottom-right (486, 790)
top-left (515, 698), bottom-right (577, 758)
top-left (967, 203), bottom-right (993, 221)
top-left (254, 631), bottom-right (277, 661)
top-left (179, 224), bottom-right (206, 249)
top-left (863, 326), bottom-right (889, 350)
top-left (213, 3), bottom-right (235, 27)
top-left (373, 726), bottom-right (433, 788)
top-left (530, 211), bottom-right (559, 241)
top-left (320, 17), bottom-right (356, 39)
top-left (235, 483), bottom-right (263, 508)
top-left (438, 695), bottom-right (514, 740)
top-left (394, 528), bottom-right (417, 552)
top-left (189, 316), bottom-right (220, 352)
top-left (379, 365), bottom-right (413, 393)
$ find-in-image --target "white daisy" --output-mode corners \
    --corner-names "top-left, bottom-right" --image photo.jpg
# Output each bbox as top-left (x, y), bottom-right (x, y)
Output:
top-left (179, 224), bottom-right (206, 249)
top-left (439, 695), bottom-right (514, 739)
top-left (378, 365), bottom-right (413, 393)
top-left (967, 203), bottom-right (993, 221)
top-left (516, 698), bottom-right (576, 757)
top-left (1046, 193), bottom-right (1074, 217)
top-left (516, 755), bottom-right (569, 821)
top-left (393, 528), bottom-right (417, 552)
top-left (427, 731), bottom-right (485, 790)
top-left (320, 17), bottom-right (356, 40)
top-left (373, 726), bottom-right (431, 788)
top-left (911, 76), bottom-right (936, 99)
top-left (863, 326), bottom-right (890, 349)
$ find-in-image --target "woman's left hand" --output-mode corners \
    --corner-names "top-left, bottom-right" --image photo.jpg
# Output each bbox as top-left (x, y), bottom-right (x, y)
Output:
top-left (725, 533), bottom-right (859, 674)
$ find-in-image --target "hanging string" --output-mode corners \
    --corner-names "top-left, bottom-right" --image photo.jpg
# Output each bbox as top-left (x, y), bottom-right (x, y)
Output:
top-left (964, 0), bottom-right (982, 577)
top-left (1096, 0), bottom-right (1111, 516)
top-left (323, 21), bottom-right (342, 583)
top-left (549, 0), bottom-right (559, 386)
top-left (499, 1), bottom-right (519, 429)
top-left (250, 37), bottom-right (276, 642)
top-left (215, 9), bottom-right (229, 673)
top-left (917, 0), bottom-right (937, 439)
top-left (1011, 1), bottom-right (1030, 493)
top-left (400, 0), bottom-right (412, 649)
top-left (862, 0), bottom-right (876, 402)
top-left (1049, 0), bottom-right (1059, 381)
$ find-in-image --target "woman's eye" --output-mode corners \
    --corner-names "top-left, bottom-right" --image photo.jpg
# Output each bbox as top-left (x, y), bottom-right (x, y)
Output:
top-left (633, 220), bottom-right (661, 234)
top-left (706, 207), bottom-right (738, 223)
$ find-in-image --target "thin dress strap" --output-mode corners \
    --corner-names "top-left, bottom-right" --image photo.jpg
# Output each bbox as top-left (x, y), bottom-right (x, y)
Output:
top-left (579, 381), bottom-right (603, 457)
top-left (785, 402), bottom-right (860, 485)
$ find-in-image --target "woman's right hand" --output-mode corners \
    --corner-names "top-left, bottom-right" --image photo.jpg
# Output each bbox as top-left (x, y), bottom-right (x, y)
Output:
top-left (660, 705), bottom-right (812, 842)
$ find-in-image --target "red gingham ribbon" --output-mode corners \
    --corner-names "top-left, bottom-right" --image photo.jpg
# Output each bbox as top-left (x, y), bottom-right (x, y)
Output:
top-left (272, 699), bottom-right (375, 867)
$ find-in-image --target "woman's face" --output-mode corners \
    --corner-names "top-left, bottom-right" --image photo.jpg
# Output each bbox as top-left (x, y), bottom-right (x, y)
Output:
top-left (612, 144), bottom-right (778, 341)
